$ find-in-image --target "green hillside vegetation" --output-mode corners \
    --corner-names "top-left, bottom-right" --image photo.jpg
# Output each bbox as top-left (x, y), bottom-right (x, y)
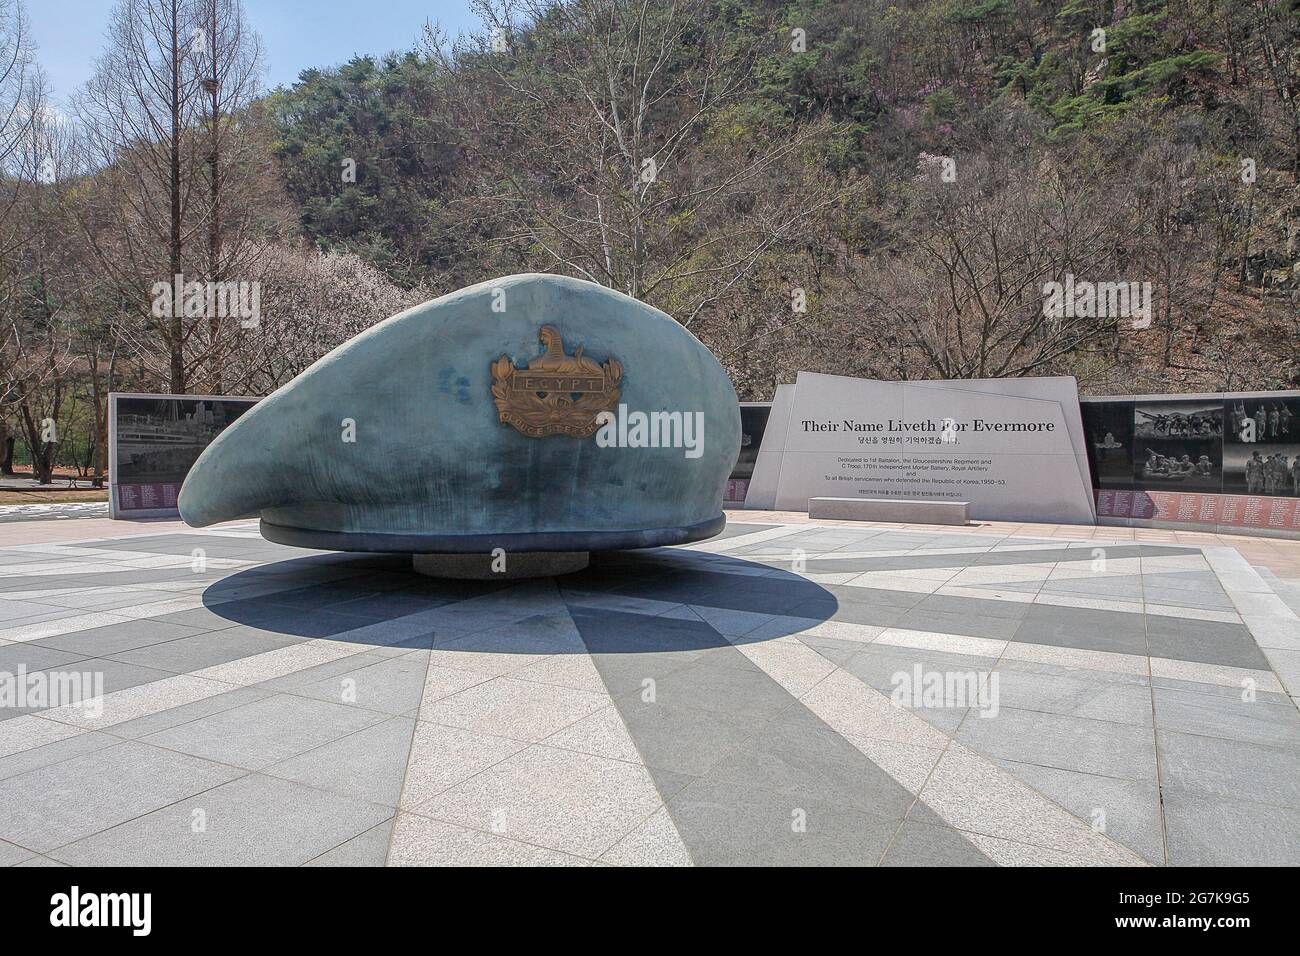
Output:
top-left (265, 0), bottom-right (1299, 396)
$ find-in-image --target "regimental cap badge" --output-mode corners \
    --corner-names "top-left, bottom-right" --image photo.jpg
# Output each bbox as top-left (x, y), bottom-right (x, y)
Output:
top-left (491, 326), bottom-right (623, 438)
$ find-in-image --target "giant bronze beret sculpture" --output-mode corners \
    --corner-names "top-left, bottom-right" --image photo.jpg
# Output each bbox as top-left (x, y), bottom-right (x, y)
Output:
top-left (178, 274), bottom-right (741, 576)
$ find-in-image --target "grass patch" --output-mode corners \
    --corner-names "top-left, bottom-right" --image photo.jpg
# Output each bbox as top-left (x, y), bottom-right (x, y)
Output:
top-left (0, 490), bottom-right (109, 505)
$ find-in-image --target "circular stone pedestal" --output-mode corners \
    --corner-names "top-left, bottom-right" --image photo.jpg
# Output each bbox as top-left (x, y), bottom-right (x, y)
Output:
top-left (412, 551), bottom-right (589, 580)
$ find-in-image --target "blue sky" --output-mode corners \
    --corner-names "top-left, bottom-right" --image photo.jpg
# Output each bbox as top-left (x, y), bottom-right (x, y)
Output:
top-left (29, 0), bottom-right (481, 107)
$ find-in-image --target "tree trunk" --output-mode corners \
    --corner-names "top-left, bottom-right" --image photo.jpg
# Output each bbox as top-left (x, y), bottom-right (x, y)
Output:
top-left (35, 444), bottom-right (54, 485)
top-left (169, 0), bottom-right (186, 395)
top-left (207, 0), bottom-right (224, 393)
top-left (91, 382), bottom-right (108, 489)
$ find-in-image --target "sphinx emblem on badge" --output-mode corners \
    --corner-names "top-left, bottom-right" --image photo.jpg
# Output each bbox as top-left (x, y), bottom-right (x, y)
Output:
top-left (491, 326), bottom-right (623, 438)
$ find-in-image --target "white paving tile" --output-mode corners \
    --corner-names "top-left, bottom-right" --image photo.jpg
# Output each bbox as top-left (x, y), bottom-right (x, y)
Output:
top-left (39, 674), bottom-right (238, 729)
top-left (1147, 658), bottom-right (1284, 694)
top-left (1000, 641), bottom-right (1149, 676)
top-left (0, 715), bottom-right (84, 758)
top-left (599, 807), bottom-right (691, 866)
top-left (0, 611), bottom-right (134, 644)
top-left (874, 628), bottom-right (1008, 659)
top-left (398, 722), bottom-right (526, 808)
top-left (386, 812), bottom-right (587, 866)
top-left (421, 677), bottom-right (608, 742)
top-left (917, 742), bottom-right (1147, 866)
top-left (412, 744), bottom-right (663, 859)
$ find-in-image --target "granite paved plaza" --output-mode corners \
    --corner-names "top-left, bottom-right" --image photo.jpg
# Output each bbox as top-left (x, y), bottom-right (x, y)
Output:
top-left (1, 517), bottom-right (1299, 866)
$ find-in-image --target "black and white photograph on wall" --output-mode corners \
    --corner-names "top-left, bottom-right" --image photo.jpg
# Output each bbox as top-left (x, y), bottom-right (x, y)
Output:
top-left (1224, 396), bottom-right (1299, 445)
top-left (1132, 400), bottom-right (1223, 440)
top-left (1131, 400), bottom-right (1222, 492)
top-left (1080, 401), bottom-right (1135, 489)
top-left (1223, 397), bottom-right (1300, 497)
top-left (112, 396), bottom-right (257, 484)
top-left (730, 403), bottom-right (771, 480)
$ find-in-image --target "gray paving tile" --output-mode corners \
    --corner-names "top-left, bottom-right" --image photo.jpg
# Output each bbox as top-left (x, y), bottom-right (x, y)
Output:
top-left (0, 839), bottom-right (35, 866)
top-left (0, 642), bottom-right (89, 674)
top-left (1158, 730), bottom-right (1300, 808)
top-left (0, 551), bottom-right (61, 566)
top-left (28, 587), bottom-right (189, 612)
top-left (991, 661), bottom-right (1153, 726)
top-left (1040, 578), bottom-right (1144, 600)
top-left (892, 608), bottom-right (1022, 640)
top-left (31, 618), bottom-right (210, 657)
top-left (1153, 686), bottom-right (1300, 749)
top-left (1011, 606), bottom-right (1148, 656)
top-left (663, 777), bottom-right (899, 866)
top-left (836, 644), bottom-right (1000, 694)
top-left (104, 686), bottom-right (271, 739)
top-left (1149, 675), bottom-right (1291, 704)
top-left (791, 634), bottom-right (862, 666)
top-left (1145, 616), bottom-right (1270, 669)
top-left (824, 584), bottom-right (927, 612)
top-left (0, 741), bottom-right (244, 852)
top-left (0, 599), bottom-right (62, 622)
top-left (1, 658), bottom-right (176, 721)
top-left (957, 707), bottom-right (1157, 780)
top-left (608, 698), bottom-right (755, 777)
top-left (911, 593), bottom-right (1032, 621)
top-left (266, 717), bottom-right (415, 806)
top-left (305, 818), bottom-right (394, 866)
top-left (0, 730), bottom-right (118, 782)
top-left (50, 773), bottom-right (391, 866)
top-left (1141, 587), bottom-right (1234, 610)
top-left (291, 652), bottom-right (430, 716)
top-left (709, 522), bottom-right (781, 540)
top-left (879, 821), bottom-right (995, 866)
top-left (107, 627), bottom-right (305, 673)
top-left (222, 606), bottom-right (387, 639)
top-left (903, 703), bottom-right (970, 736)
top-left (141, 693), bottom-right (387, 770)
top-left (328, 592), bottom-right (452, 618)
top-left (147, 605), bottom-right (254, 631)
top-left (571, 605), bottom-right (725, 653)
top-left (645, 655), bottom-right (798, 724)
top-left (1163, 788), bottom-right (1300, 865)
top-left (257, 582), bottom-right (397, 610)
top-left (250, 646), bottom-right (415, 693)
top-left (994, 758), bottom-right (1165, 864)
top-left (706, 712), bottom-right (917, 818)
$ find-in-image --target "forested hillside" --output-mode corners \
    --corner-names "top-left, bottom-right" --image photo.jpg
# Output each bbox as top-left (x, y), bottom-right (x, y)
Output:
top-left (265, 0), bottom-right (1300, 397)
top-left (1, 0), bottom-right (1297, 480)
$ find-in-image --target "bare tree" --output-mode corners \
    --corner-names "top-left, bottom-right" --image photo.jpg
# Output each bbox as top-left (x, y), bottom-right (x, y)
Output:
top-left (75, 0), bottom-right (207, 393)
top-left (192, 0), bottom-right (265, 391)
top-left (0, 68), bottom-right (78, 484)
top-left (858, 143), bottom-right (1133, 380)
top-left (0, 0), bottom-right (31, 170)
top-left (426, 0), bottom-right (854, 324)
top-left (0, 0), bottom-right (33, 297)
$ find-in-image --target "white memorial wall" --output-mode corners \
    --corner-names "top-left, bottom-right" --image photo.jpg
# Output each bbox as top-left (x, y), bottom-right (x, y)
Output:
top-left (746, 372), bottom-right (1096, 524)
